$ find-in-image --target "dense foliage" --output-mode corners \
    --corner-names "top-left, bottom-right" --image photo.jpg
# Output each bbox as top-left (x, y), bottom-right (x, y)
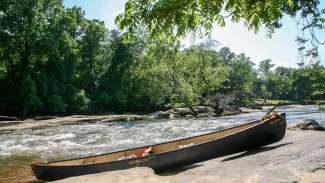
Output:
top-left (116, 0), bottom-right (323, 37)
top-left (0, 0), bottom-right (324, 116)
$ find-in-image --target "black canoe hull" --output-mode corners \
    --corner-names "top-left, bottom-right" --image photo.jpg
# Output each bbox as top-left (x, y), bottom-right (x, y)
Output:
top-left (32, 113), bottom-right (286, 181)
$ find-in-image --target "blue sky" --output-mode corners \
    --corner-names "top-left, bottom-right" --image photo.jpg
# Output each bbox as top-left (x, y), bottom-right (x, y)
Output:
top-left (64, 0), bottom-right (324, 67)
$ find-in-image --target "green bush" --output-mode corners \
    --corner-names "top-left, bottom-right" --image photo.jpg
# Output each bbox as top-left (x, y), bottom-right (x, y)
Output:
top-left (47, 95), bottom-right (67, 113)
top-left (91, 92), bottom-right (112, 112)
top-left (20, 78), bottom-right (42, 114)
top-left (71, 90), bottom-right (91, 113)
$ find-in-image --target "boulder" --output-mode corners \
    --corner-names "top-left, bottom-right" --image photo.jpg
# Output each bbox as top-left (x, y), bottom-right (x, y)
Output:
top-left (147, 111), bottom-right (171, 119)
top-left (222, 109), bottom-right (240, 116)
top-left (148, 106), bottom-right (219, 119)
top-left (169, 106), bottom-right (216, 117)
top-left (288, 119), bottom-right (325, 131)
top-left (193, 106), bottom-right (215, 113)
top-left (168, 113), bottom-right (181, 119)
top-left (197, 113), bottom-right (209, 118)
top-left (168, 108), bottom-right (193, 116)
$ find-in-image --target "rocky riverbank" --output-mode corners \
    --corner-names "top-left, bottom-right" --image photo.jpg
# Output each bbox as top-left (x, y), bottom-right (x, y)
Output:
top-left (0, 105), bottom-right (263, 133)
top-left (53, 129), bottom-right (325, 183)
top-left (0, 115), bottom-right (145, 133)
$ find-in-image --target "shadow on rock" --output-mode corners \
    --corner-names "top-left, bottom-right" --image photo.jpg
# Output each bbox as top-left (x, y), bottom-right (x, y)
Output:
top-left (221, 142), bottom-right (293, 162)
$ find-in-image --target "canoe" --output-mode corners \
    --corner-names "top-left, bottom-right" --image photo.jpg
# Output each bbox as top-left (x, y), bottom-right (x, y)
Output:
top-left (31, 112), bottom-right (286, 181)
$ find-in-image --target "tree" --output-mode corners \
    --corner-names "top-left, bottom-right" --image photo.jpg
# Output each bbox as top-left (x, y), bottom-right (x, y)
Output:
top-left (291, 69), bottom-right (313, 100)
top-left (218, 47), bottom-right (235, 63)
top-left (97, 30), bottom-right (146, 111)
top-left (43, 6), bottom-right (85, 113)
top-left (275, 66), bottom-right (293, 77)
top-left (229, 53), bottom-right (257, 101)
top-left (258, 59), bottom-right (274, 103)
top-left (47, 95), bottom-right (67, 113)
top-left (0, 0), bottom-right (110, 115)
top-left (0, 0), bottom-right (63, 115)
top-left (0, 0), bottom-right (324, 116)
top-left (71, 90), bottom-right (91, 113)
top-left (311, 68), bottom-right (325, 99)
top-left (116, 0), bottom-right (323, 38)
top-left (265, 74), bottom-right (292, 99)
top-left (20, 77), bottom-right (42, 115)
top-left (258, 59), bottom-right (275, 78)
top-left (77, 19), bottom-right (108, 93)
top-left (172, 44), bottom-right (229, 112)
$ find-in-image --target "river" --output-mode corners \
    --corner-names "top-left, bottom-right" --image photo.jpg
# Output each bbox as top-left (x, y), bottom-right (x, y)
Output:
top-left (0, 105), bottom-right (324, 182)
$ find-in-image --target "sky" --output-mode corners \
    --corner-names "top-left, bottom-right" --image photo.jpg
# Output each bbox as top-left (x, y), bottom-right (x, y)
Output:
top-left (64, 0), bottom-right (324, 68)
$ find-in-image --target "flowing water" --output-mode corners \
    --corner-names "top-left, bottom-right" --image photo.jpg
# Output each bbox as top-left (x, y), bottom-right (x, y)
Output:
top-left (0, 105), bottom-right (324, 182)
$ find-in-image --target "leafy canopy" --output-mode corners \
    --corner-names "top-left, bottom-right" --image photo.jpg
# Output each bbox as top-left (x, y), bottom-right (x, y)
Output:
top-left (116, 0), bottom-right (322, 38)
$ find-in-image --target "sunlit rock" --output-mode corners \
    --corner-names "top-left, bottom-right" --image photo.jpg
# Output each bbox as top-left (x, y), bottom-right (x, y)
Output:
top-left (288, 119), bottom-right (325, 131)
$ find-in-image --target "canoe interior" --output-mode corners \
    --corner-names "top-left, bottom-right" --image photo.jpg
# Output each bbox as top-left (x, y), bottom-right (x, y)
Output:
top-left (47, 120), bottom-right (260, 166)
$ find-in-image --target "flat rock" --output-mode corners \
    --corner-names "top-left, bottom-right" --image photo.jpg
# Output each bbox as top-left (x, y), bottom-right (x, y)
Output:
top-left (54, 168), bottom-right (168, 183)
top-left (147, 111), bottom-right (172, 119)
top-left (54, 130), bottom-right (325, 183)
top-left (240, 107), bottom-right (264, 113)
top-left (0, 116), bottom-right (20, 121)
top-left (0, 121), bottom-right (23, 127)
top-left (0, 114), bottom-right (145, 132)
top-left (34, 116), bottom-right (58, 120)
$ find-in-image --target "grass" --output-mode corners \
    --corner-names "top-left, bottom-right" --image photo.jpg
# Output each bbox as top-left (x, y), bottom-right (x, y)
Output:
top-left (243, 98), bottom-right (324, 107)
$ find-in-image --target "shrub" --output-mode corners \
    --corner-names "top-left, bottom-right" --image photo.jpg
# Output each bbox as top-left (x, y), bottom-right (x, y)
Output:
top-left (71, 90), bottom-right (91, 113)
top-left (47, 95), bottom-right (67, 113)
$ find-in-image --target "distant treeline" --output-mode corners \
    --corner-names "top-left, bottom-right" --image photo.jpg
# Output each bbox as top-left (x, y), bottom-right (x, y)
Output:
top-left (0, 0), bottom-right (324, 116)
